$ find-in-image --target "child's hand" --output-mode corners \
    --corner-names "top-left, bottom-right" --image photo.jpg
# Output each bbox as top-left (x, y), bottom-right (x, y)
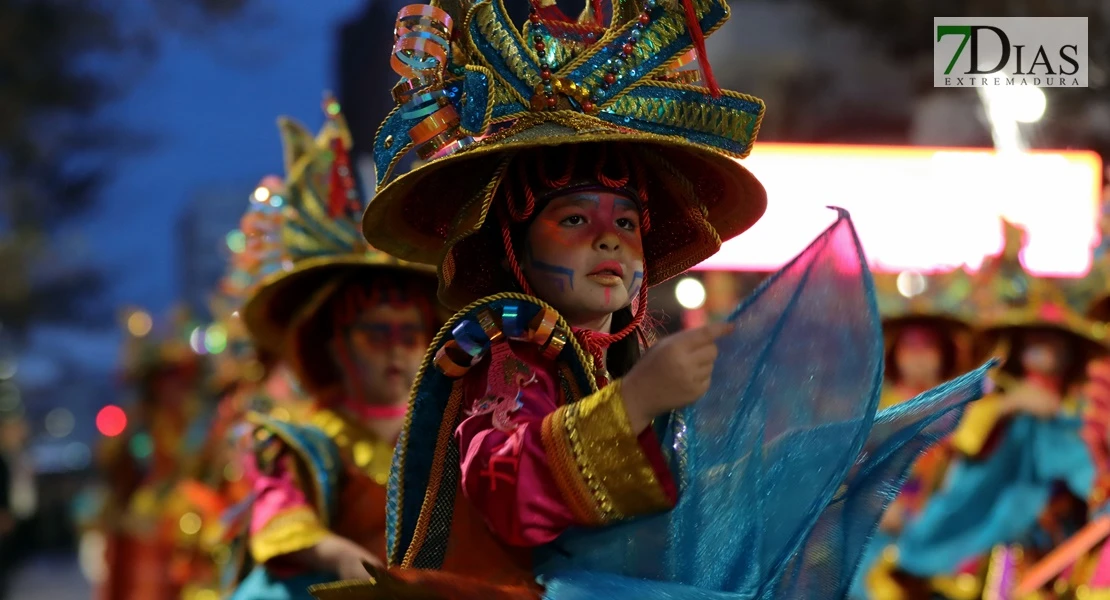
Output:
top-left (291, 532), bottom-right (383, 581)
top-left (621, 321), bottom-right (734, 433)
top-left (878, 505), bottom-right (905, 535)
top-left (1002, 381), bottom-right (1061, 418)
top-left (335, 545), bottom-right (384, 581)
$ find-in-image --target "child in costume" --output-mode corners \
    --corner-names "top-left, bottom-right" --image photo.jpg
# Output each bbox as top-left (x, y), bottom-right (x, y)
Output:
top-left (308, 0), bottom-right (993, 597)
top-left (98, 308), bottom-right (206, 600)
top-left (228, 98), bottom-right (442, 599)
top-left (893, 256), bottom-right (1104, 599)
top-left (1011, 293), bottom-right (1110, 597)
top-left (852, 270), bottom-right (974, 600)
top-left (168, 197), bottom-right (299, 600)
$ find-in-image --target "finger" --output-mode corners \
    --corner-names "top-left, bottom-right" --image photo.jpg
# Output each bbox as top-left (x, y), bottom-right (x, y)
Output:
top-left (689, 346), bottom-right (719, 370)
top-left (682, 322), bottom-right (730, 346)
top-left (701, 321), bottom-right (735, 341)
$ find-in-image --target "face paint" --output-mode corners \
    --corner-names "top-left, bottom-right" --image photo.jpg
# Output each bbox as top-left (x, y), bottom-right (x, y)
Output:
top-left (529, 259), bottom-right (575, 292)
top-left (331, 300), bottom-right (429, 419)
top-left (524, 190), bottom-right (645, 325)
top-left (629, 270), bottom-right (644, 298)
top-left (893, 326), bottom-right (944, 387)
top-left (352, 322), bottom-right (427, 350)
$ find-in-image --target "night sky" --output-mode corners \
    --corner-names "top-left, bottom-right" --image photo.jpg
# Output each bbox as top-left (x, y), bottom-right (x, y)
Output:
top-left (77, 0), bottom-right (364, 313)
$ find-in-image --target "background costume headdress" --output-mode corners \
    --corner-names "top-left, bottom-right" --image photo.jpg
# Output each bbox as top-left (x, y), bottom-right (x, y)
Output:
top-left (874, 269), bottom-right (974, 381)
top-left (207, 177), bottom-right (287, 384)
top-left (969, 222), bottom-right (1108, 367)
top-left (241, 96), bottom-right (436, 392)
top-left (364, 0), bottom-right (768, 308)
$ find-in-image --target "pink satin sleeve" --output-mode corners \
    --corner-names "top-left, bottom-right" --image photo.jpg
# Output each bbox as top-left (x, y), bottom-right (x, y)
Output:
top-left (455, 344), bottom-right (672, 548)
top-left (249, 452), bottom-right (312, 536)
top-left (456, 352), bottom-right (575, 547)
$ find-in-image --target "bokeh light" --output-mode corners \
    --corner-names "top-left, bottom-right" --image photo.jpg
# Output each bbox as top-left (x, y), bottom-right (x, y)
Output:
top-left (127, 311), bottom-right (153, 337)
top-left (675, 277), bottom-right (707, 310)
top-left (45, 407), bottom-right (75, 438)
top-left (95, 405), bottom-right (127, 437)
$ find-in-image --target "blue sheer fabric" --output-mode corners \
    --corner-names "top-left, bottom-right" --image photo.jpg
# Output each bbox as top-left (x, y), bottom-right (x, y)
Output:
top-left (533, 210), bottom-right (994, 599)
top-left (231, 566), bottom-right (336, 600)
top-left (896, 412), bottom-right (1094, 576)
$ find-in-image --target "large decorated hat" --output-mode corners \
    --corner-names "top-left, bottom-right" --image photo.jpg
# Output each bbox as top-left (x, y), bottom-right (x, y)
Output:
top-left (241, 97), bottom-right (437, 385)
top-left (363, 0), bottom-right (767, 308)
top-left (206, 179), bottom-right (288, 383)
top-left (873, 269), bottom-right (974, 380)
top-left (970, 222), bottom-right (1108, 362)
top-left (874, 268), bottom-right (974, 333)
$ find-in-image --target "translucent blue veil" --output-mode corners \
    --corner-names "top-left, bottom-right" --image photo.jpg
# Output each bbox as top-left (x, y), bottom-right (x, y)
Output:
top-left (534, 209), bottom-right (994, 599)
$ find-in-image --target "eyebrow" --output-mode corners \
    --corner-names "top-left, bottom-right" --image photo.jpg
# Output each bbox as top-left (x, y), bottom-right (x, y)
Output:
top-left (614, 198), bottom-right (638, 212)
top-left (553, 194), bottom-right (641, 213)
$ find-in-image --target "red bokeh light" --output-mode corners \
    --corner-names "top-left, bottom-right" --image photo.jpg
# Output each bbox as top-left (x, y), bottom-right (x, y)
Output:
top-left (96, 405), bottom-right (127, 437)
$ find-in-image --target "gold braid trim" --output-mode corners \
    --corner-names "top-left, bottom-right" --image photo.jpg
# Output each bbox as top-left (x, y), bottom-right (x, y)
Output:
top-left (605, 88), bottom-right (758, 153)
top-left (544, 379), bottom-right (674, 523)
top-left (400, 381), bottom-right (467, 568)
top-left (249, 505), bottom-right (329, 564)
top-left (466, 0), bottom-right (536, 104)
top-left (542, 407), bottom-right (603, 525)
top-left (392, 291), bottom-right (597, 565)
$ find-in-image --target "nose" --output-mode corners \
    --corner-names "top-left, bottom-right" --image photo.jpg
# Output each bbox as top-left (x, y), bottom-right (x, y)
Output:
top-left (594, 230), bottom-right (621, 252)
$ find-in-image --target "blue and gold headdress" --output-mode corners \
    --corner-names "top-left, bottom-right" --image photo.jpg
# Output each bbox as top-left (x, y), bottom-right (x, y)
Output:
top-left (241, 97), bottom-right (435, 356)
top-left (363, 0), bottom-right (768, 308)
top-left (971, 221), bottom-right (1108, 361)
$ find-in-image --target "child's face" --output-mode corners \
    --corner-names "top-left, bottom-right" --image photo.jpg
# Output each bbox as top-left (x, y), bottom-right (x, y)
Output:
top-left (523, 190), bottom-right (645, 325)
top-left (1020, 331), bottom-right (1071, 376)
top-left (334, 300), bottom-right (428, 408)
top-left (893, 326), bottom-right (943, 385)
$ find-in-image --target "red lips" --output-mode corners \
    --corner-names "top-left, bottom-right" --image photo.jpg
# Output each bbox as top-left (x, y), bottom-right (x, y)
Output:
top-left (588, 260), bottom-right (624, 277)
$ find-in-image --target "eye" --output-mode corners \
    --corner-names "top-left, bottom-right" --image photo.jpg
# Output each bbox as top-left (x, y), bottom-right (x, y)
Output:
top-left (616, 217), bottom-right (638, 231)
top-left (560, 214), bottom-right (587, 226)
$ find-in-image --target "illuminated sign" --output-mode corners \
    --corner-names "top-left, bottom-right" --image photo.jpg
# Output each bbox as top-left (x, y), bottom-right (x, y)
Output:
top-left (694, 144), bottom-right (1103, 276)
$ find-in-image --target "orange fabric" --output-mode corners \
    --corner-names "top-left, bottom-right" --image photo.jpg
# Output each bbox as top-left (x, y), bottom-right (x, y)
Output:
top-left (389, 567), bottom-right (540, 599)
top-left (435, 482), bottom-right (537, 588)
top-left (333, 460), bottom-right (390, 559)
top-left (100, 533), bottom-right (180, 600)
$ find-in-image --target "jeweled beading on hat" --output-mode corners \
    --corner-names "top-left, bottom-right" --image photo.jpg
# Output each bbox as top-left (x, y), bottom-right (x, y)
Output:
top-left (373, 0), bottom-right (766, 188)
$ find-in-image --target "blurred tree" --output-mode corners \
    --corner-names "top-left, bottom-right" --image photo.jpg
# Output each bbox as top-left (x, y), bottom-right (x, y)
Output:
top-left (0, 0), bottom-right (254, 336)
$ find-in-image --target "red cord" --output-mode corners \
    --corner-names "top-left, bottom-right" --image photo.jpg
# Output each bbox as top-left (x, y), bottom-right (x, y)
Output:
top-left (681, 0), bottom-right (720, 98)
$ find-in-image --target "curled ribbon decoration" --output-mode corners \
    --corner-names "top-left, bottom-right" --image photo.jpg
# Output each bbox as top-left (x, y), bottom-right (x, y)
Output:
top-left (391, 5), bottom-right (474, 160)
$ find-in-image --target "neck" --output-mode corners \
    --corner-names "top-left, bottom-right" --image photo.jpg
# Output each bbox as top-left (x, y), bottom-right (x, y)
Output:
top-left (570, 312), bottom-right (613, 334)
top-left (331, 397), bottom-right (407, 441)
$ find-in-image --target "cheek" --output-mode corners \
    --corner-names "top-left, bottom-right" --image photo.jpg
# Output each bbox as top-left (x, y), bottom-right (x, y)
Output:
top-left (345, 334), bottom-right (389, 364)
top-left (401, 344), bottom-right (427, 369)
top-left (530, 220), bottom-right (591, 257)
top-left (619, 230), bottom-right (645, 259)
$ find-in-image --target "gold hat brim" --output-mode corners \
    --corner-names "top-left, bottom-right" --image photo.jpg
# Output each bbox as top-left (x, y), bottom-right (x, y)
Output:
top-left (242, 254), bottom-right (436, 357)
top-left (364, 112), bottom-right (767, 310)
top-left (882, 312), bottom-right (972, 335)
top-left (975, 308), bottom-right (1110, 362)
